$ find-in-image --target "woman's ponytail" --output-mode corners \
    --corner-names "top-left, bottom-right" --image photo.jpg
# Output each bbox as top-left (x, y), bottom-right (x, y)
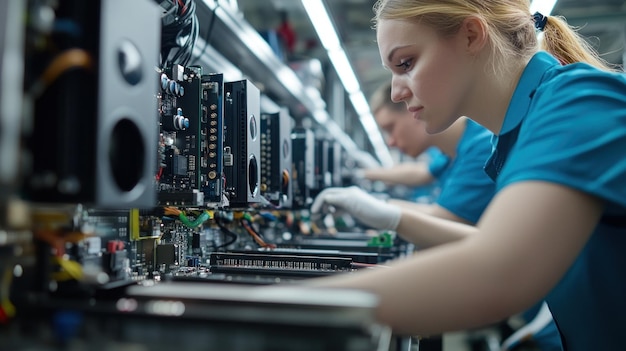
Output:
top-left (537, 13), bottom-right (620, 71)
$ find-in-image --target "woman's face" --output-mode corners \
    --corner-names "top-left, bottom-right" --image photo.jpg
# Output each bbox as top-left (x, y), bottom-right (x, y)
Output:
top-left (377, 19), bottom-right (476, 134)
top-left (374, 106), bottom-right (432, 158)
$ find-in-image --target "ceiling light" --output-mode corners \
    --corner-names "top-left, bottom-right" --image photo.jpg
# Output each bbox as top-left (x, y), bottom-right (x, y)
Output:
top-left (301, 0), bottom-right (340, 50)
top-left (312, 110), bottom-right (329, 123)
top-left (349, 91), bottom-right (370, 116)
top-left (328, 49), bottom-right (360, 94)
top-left (302, 0), bottom-right (393, 166)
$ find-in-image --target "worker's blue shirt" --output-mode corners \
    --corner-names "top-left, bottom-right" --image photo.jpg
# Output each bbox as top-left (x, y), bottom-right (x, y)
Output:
top-left (436, 119), bottom-right (495, 224)
top-left (485, 51), bottom-right (626, 351)
top-left (409, 148), bottom-right (451, 203)
top-left (427, 147), bottom-right (451, 180)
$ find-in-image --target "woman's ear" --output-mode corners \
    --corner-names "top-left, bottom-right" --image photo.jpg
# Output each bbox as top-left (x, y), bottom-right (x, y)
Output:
top-left (460, 16), bottom-right (488, 55)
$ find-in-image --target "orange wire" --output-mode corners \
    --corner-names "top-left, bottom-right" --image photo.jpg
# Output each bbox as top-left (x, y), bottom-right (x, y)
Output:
top-left (40, 49), bottom-right (93, 87)
top-left (164, 207), bottom-right (182, 216)
top-left (34, 230), bottom-right (89, 257)
top-left (241, 220), bottom-right (275, 249)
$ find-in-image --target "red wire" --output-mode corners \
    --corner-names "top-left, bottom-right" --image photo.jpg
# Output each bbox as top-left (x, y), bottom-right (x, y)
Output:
top-left (155, 166), bottom-right (164, 181)
top-left (177, 0), bottom-right (187, 14)
top-left (0, 308), bottom-right (8, 324)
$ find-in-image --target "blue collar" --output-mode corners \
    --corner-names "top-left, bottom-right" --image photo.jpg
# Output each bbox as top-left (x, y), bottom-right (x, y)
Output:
top-left (499, 51), bottom-right (560, 135)
top-left (484, 52), bottom-right (560, 181)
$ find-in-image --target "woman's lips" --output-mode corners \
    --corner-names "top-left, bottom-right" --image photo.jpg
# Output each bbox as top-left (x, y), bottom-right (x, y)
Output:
top-left (408, 106), bottom-right (424, 120)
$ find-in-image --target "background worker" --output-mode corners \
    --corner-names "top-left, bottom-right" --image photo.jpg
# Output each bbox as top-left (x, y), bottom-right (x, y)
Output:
top-left (361, 81), bottom-right (452, 191)
top-left (325, 80), bottom-right (495, 227)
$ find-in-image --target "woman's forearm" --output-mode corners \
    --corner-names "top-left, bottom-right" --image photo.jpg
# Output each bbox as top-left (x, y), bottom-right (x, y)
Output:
top-left (395, 208), bottom-right (476, 247)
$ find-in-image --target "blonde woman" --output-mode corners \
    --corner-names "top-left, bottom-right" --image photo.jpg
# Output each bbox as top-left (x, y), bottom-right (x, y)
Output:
top-left (309, 1), bottom-right (626, 350)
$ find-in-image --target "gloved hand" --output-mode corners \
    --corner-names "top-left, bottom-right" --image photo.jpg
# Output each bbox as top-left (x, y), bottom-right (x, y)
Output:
top-left (310, 186), bottom-right (401, 230)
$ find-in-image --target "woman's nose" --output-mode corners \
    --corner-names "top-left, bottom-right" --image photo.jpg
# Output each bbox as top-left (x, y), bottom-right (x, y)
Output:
top-left (390, 79), bottom-right (409, 104)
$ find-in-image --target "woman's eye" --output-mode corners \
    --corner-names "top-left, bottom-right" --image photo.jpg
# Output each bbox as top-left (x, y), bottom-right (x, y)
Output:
top-left (395, 59), bottom-right (412, 71)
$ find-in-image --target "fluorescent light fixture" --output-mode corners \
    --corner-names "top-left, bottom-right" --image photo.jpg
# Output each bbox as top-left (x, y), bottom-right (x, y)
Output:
top-left (301, 0), bottom-right (393, 166)
top-left (349, 92), bottom-right (370, 116)
top-left (356, 112), bottom-right (393, 167)
top-left (305, 86), bottom-right (326, 110)
top-left (302, 0), bottom-right (355, 93)
top-left (529, 0), bottom-right (558, 16)
top-left (312, 109), bottom-right (329, 123)
top-left (325, 122), bottom-right (355, 150)
top-left (373, 141), bottom-right (394, 167)
top-left (328, 49), bottom-right (361, 94)
top-left (275, 66), bottom-right (304, 96)
top-left (301, 0), bottom-right (340, 50)
top-left (347, 92), bottom-right (393, 166)
top-left (359, 113), bottom-right (380, 134)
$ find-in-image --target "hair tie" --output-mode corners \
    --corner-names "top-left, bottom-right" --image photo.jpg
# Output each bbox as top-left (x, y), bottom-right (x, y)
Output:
top-left (533, 12), bottom-right (548, 31)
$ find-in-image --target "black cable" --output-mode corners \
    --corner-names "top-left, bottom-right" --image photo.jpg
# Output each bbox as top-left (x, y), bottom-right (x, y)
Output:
top-left (169, 0), bottom-right (198, 66)
top-left (160, 0), bottom-right (199, 67)
top-left (214, 218), bottom-right (237, 249)
top-left (190, 0), bottom-right (218, 65)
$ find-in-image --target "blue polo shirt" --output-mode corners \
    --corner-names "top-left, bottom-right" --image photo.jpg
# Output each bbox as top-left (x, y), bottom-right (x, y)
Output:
top-left (427, 147), bottom-right (451, 180)
top-left (485, 51), bottom-right (626, 351)
top-left (409, 148), bottom-right (451, 203)
top-left (437, 119), bottom-right (495, 224)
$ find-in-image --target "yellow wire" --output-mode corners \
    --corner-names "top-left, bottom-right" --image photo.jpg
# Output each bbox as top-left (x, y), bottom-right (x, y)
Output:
top-left (52, 257), bottom-right (83, 281)
top-left (1, 268), bottom-right (16, 318)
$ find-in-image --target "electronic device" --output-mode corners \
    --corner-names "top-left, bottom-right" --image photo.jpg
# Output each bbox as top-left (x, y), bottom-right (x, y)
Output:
top-left (310, 137), bottom-right (330, 198)
top-left (291, 127), bottom-right (315, 208)
top-left (223, 79), bottom-right (261, 208)
top-left (328, 140), bottom-right (343, 187)
top-left (24, 0), bottom-right (160, 208)
top-left (260, 108), bottom-right (292, 208)
top-left (157, 65), bottom-right (204, 207)
top-left (201, 73), bottom-right (225, 205)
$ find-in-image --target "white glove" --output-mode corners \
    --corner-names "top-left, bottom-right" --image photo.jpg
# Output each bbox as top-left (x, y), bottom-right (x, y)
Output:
top-left (310, 186), bottom-right (401, 230)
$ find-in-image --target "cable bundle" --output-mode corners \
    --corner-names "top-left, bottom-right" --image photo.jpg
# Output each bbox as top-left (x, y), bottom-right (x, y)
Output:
top-left (160, 0), bottom-right (199, 67)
